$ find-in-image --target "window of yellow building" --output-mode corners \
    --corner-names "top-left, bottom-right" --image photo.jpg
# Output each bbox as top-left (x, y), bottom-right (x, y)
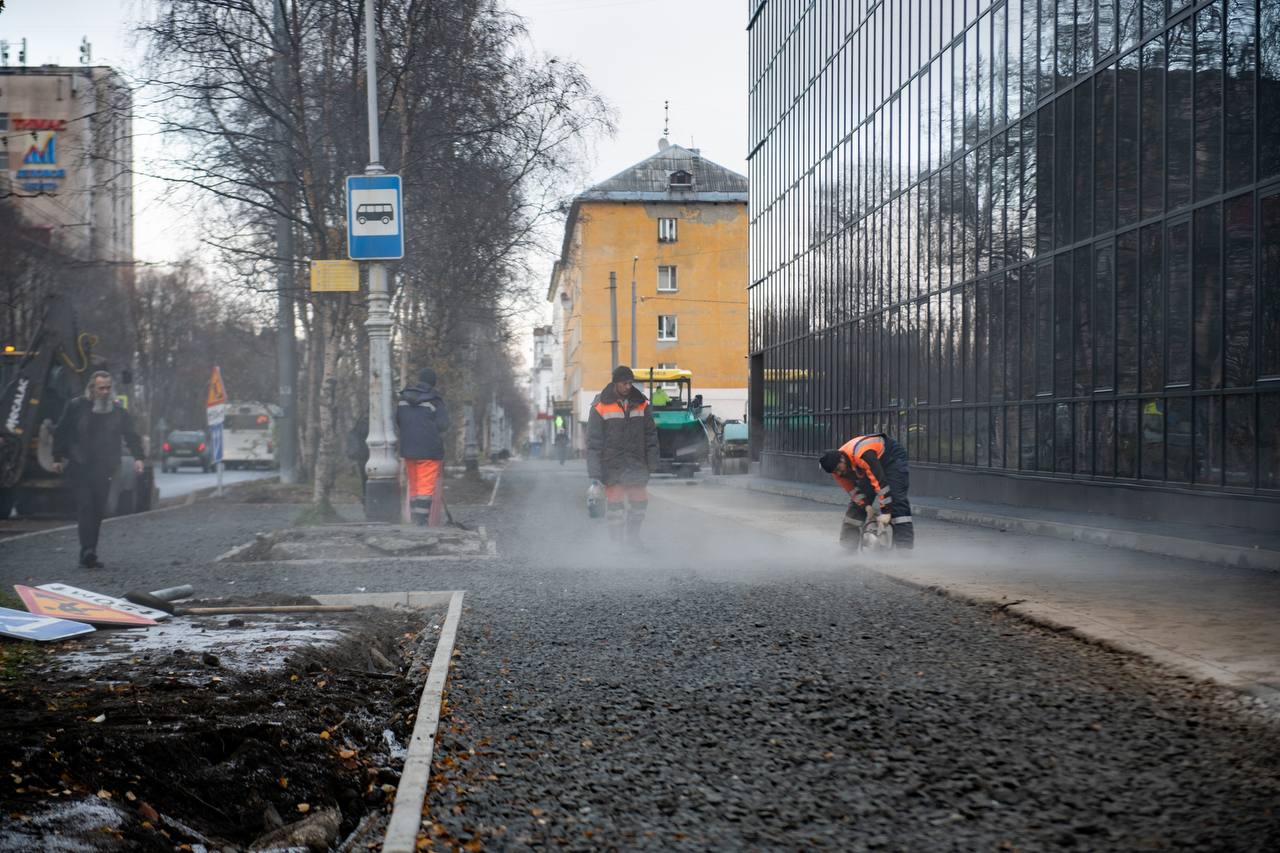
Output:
top-left (658, 217), bottom-right (678, 242)
top-left (657, 265), bottom-right (678, 292)
top-left (658, 315), bottom-right (678, 340)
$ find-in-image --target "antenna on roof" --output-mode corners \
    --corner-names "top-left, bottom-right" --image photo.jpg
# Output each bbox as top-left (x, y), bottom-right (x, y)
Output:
top-left (663, 100), bottom-right (669, 138)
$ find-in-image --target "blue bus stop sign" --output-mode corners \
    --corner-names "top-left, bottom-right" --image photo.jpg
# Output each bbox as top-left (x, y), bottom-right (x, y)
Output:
top-left (346, 174), bottom-right (404, 260)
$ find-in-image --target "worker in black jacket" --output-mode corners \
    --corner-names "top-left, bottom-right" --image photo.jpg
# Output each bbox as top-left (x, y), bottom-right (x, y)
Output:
top-left (52, 370), bottom-right (145, 568)
top-left (395, 368), bottom-right (450, 525)
top-left (586, 366), bottom-right (658, 544)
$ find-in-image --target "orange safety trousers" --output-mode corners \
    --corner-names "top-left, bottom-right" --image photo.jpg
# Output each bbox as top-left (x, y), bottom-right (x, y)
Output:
top-left (405, 459), bottom-right (442, 498)
top-left (604, 484), bottom-right (648, 503)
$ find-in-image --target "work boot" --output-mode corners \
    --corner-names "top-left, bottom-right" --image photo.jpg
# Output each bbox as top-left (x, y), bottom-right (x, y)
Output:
top-left (79, 553), bottom-right (104, 568)
top-left (892, 520), bottom-right (915, 550)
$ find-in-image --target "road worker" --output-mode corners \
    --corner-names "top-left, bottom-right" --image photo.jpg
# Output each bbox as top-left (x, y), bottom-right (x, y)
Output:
top-left (818, 432), bottom-right (914, 551)
top-left (396, 368), bottom-right (450, 526)
top-left (586, 365), bottom-right (658, 545)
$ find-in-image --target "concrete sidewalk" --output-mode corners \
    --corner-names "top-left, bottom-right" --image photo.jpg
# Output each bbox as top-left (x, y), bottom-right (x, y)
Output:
top-left (650, 476), bottom-right (1280, 710)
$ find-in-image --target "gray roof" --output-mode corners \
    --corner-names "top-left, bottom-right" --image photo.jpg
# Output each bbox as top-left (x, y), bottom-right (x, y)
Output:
top-left (578, 143), bottom-right (747, 202)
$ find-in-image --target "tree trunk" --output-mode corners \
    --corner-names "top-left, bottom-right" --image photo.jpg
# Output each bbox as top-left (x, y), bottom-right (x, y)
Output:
top-left (312, 302), bottom-right (343, 506)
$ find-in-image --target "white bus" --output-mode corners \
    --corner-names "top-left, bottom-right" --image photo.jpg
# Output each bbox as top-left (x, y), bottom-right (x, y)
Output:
top-left (221, 403), bottom-right (277, 470)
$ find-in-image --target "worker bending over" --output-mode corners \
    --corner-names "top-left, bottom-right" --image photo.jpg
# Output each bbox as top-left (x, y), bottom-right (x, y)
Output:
top-left (818, 433), bottom-right (914, 551)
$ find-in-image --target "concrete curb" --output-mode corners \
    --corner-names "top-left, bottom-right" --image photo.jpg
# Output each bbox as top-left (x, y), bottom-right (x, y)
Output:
top-left (380, 589), bottom-right (466, 853)
top-left (733, 479), bottom-right (1280, 572)
top-left (314, 590), bottom-right (467, 848)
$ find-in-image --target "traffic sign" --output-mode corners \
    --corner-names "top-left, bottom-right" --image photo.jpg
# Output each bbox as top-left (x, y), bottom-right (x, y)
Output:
top-left (14, 585), bottom-right (158, 626)
top-left (346, 174), bottom-right (404, 260)
top-left (38, 583), bottom-right (173, 622)
top-left (209, 422), bottom-right (223, 464)
top-left (0, 606), bottom-right (96, 642)
top-left (206, 366), bottom-right (228, 408)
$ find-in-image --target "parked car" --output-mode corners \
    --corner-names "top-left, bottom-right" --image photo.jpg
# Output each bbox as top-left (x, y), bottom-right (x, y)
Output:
top-left (161, 430), bottom-right (212, 473)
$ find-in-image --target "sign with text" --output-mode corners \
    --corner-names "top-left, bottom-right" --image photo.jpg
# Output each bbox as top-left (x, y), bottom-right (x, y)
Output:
top-left (346, 174), bottom-right (404, 260)
top-left (15, 585), bottom-right (157, 626)
top-left (37, 583), bottom-right (172, 622)
top-left (310, 259), bottom-right (360, 292)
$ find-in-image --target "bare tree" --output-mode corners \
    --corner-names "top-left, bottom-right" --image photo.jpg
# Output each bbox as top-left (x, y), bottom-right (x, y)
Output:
top-left (139, 0), bottom-right (611, 509)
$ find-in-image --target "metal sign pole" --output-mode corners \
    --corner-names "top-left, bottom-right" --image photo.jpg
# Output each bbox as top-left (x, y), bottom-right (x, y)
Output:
top-left (361, 0), bottom-right (399, 520)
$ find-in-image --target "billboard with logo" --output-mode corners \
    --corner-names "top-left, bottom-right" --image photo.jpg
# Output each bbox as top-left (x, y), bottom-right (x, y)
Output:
top-left (4, 115), bottom-right (68, 194)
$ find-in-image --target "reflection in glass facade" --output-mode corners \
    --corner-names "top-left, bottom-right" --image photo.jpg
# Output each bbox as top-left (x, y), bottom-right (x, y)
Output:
top-left (747, 0), bottom-right (1280, 509)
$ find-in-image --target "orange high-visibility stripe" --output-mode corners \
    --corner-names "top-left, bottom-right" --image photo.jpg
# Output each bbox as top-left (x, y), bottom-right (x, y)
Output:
top-left (594, 399), bottom-right (648, 418)
top-left (838, 434), bottom-right (886, 492)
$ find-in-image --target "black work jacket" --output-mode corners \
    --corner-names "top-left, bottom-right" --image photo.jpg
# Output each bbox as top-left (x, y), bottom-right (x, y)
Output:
top-left (53, 397), bottom-right (144, 478)
top-left (586, 383), bottom-right (658, 485)
top-left (395, 383), bottom-right (450, 460)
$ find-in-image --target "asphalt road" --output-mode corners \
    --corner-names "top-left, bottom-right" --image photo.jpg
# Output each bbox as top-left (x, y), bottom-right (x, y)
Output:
top-left (153, 466), bottom-right (275, 500)
top-left (1, 460), bottom-right (1277, 850)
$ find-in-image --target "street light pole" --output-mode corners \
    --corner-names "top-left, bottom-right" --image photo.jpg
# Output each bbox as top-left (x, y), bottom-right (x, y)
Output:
top-left (630, 255), bottom-right (638, 367)
top-left (362, 0), bottom-right (398, 520)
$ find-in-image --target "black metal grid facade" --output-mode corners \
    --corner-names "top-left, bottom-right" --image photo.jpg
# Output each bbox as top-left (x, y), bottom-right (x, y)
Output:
top-left (747, 0), bottom-right (1280, 502)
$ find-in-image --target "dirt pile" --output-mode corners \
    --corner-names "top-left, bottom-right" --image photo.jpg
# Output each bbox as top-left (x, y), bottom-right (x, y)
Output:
top-left (0, 598), bottom-right (445, 852)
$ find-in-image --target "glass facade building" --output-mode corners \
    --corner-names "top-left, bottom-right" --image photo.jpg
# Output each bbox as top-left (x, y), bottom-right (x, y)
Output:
top-left (747, 0), bottom-right (1280, 525)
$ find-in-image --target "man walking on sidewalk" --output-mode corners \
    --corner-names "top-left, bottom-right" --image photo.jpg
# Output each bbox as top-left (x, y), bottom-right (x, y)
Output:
top-left (819, 432), bottom-right (914, 551)
top-left (51, 370), bottom-right (145, 568)
top-left (396, 368), bottom-right (450, 526)
top-left (587, 365), bottom-right (658, 545)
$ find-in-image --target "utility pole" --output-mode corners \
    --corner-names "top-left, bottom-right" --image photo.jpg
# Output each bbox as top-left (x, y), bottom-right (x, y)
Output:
top-left (609, 271), bottom-right (619, 368)
top-left (361, 0), bottom-right (399, 520)
top-left (272, 0), bottom-right (299, 484)
top-left (630, 256), bottom-right (639, 366)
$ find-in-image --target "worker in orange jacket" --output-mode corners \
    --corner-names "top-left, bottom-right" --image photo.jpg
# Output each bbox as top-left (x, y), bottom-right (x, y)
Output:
top-left (818, 433), bottom-right (914, 550)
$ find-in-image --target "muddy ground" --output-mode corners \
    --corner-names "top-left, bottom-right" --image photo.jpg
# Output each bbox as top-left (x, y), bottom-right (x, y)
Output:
top-left (0, 597), bottom-right (446, 852)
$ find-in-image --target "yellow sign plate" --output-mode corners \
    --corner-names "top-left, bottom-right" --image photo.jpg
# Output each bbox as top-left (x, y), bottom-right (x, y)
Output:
top-left (310, 260), bottom-right (360, 292)
top-left (206, 365), bottom-right (227, 407)
top-left (15, 585), bottom-right (158, 626)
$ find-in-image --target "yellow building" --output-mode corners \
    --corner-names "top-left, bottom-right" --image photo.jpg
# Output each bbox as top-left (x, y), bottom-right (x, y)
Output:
top-left (548, 141), bottom-right (748, 445)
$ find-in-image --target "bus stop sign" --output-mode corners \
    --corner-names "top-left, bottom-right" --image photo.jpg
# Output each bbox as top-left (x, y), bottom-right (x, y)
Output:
top-left (346, 174), bottom-right (404, 260)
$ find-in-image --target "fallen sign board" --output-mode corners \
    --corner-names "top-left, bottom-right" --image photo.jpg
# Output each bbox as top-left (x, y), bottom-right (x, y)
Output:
top-left (15, 585), bottom-right (158, 626)
top-left (0, 606), bottom-right (96, 641)
top-left (38, 583), bottom-right (174, 622)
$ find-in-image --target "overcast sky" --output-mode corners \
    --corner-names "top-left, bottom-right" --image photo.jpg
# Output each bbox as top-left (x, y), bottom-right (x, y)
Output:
top-left (0, 0), bottom-right (748, 268)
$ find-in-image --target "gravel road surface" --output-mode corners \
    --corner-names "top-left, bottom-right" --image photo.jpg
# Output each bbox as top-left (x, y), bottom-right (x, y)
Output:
top-left (1, 461), bottom-right (1277, 851)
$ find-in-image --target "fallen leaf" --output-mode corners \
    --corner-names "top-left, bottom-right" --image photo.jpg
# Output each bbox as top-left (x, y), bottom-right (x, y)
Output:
top-left (296, 803), bottom-right (311, 813)
top-left (97, 789), bottom-right (112, 799)
top-left (278, 777), bottom-right (289, 789)
top-left (339, 749), bottom-right (356, 759)
top-left (138, 803), bottom-right (159, 821)
top-left (463, 840), bottom-right (483, 852)
top-left (91, 714), bottom-right (106, 724)
top-left (319, 731), bottom-right (331, 740)
top-left (125, 791), bottom-right (136, 802)
top-left (530, 807), bottom-right (545, 817)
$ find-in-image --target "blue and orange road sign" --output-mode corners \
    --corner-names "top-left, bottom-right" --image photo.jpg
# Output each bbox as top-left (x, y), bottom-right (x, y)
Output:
top-left (14, 585), bottom-right (157, 626)
top-left (0, 606), bottom-right (96, 641)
